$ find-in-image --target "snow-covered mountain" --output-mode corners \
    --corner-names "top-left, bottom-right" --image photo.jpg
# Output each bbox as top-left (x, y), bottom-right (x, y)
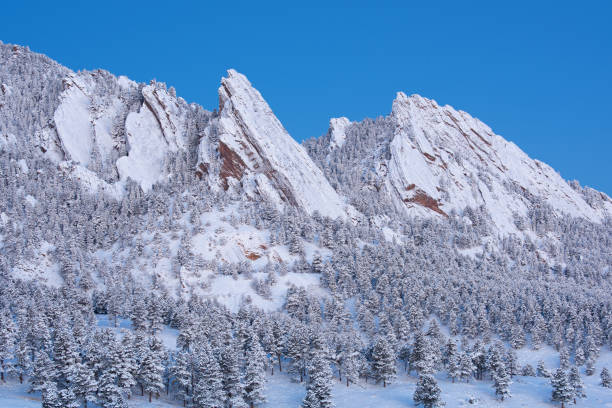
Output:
top-left (3, 41), bottom-right (610, 238)
top-left (307, 93), bottom-right (612, 234)
top-left (2, 41), bottom-right (612, 408)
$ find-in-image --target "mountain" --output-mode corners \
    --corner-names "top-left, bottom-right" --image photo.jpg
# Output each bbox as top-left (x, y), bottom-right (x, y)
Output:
top-left (2, 41), bottom-right (612, 408)
top-left (306, 94), bottom-right (612, 235)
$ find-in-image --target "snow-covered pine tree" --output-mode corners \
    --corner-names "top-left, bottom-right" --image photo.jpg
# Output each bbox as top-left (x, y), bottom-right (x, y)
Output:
top-left (41, 381), bottom-right (62, 408)
top-left (0, 308), bottom-right (16, 382)
top-left (459, 352), bottom-right (475, 383)
top-left (301, 344), bottom-right (334, 408)
top-left (493, 362), bottom-right (512, 401)
top-left (29, 351), bottom-right (56, 393)
top-left (601, 367), bottom-right (612, 388)
top-left (193, 345), bottom-right (225, 408)
top-left (413, 373), bottom-right (443, 408)
top-left (371, 335), bottom-right (396, 387)
top-left (138, 336), bottom-right (165, 402)
top-left (551, 368), bottom-right (573, 408)
top-left (568, 366), bottom-right (585, 404)
top-left (244, 333), bottom-right (266, 408)
top-left (170, 350), bottom-right (193, 407)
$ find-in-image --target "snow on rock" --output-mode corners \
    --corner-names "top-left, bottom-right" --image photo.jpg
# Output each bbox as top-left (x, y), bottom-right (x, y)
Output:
top-left (385, 92), bottom-right (612, 232)
top-left (53, 74), bottom-right (95, 165)
top-left (58, 161), bottom-right (124, 200)
top-left (117, 84), bottom-right (187, 192)
top-left (209, 69), bottom-right (349, 219)
top-left (11, 241), bottom-right (62, 287)
top-left (328, 117), bottom-right (351, 150)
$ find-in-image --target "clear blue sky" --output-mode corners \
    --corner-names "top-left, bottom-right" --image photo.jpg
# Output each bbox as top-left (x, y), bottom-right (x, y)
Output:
top-left (3, 1), bottom-right (611, 194)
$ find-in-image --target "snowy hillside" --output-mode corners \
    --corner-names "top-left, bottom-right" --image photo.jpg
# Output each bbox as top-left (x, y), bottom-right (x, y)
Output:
top-left (1, 41), bottom-right (612, 408)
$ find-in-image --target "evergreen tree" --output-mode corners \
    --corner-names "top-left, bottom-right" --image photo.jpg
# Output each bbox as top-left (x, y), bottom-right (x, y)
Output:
top-left (493, 363), bottom-right (512, 401)
top-left (69, 361), bottom-right (97, 408)
top-left (29, 351), bottom-right (56, 393)
top-left (219, 340), bottom-right (247, 408)
top-left (301, 347), bottom-right (334, 408)
top-left (41, 381), bottom-right (62, 408)
top-left (170, 350), bottom-right (192, 407)
top-left (97, 368), bottom-right (127, 408)
top-left (601, 367), bottom-right (612, 388)
top-left (138, 337), bottom-right (164, 402)
top-left (459, 352), bottom-right (475, 383)
top-left (193, 345), bottom-right (225, 408)
top-left (413, 373), bottom-right (443, 408)
top-left (371, 336), bottom-right (396, 387)
top-left (568, 366), bottom-right (585, 404)
top-left (244, 336), bottom-right (267, 408)
top-left (551, 368), bottom-right (573, 408)
top-left (0, 308), bottom-right (16, 382)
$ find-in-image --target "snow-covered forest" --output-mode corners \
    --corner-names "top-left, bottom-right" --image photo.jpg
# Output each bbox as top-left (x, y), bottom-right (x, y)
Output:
top-left (0, 42), bottom-right (611, 407)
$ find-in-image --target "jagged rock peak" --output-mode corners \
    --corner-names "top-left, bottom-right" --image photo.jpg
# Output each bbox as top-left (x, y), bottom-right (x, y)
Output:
top-left (209, 69), bottom-right (351, 219)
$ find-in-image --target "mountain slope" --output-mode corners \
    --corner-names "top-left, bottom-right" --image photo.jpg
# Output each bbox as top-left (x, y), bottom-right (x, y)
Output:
top-left (307, 92), bottom-right (612, 234)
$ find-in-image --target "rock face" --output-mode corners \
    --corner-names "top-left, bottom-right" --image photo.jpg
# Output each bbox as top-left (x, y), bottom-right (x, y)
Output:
top-left (314, 92), bottom-right (612, 233)
top-left (197, 69), bottom-right (349, 219)
top-left (2, 43), bottom-right (610, 232)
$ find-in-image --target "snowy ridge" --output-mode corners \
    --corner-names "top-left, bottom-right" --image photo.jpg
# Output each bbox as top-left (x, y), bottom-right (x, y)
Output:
top-left (385, 93), bottom-right (612, 232)
top-left (206, 69), bottom-right (349, 219)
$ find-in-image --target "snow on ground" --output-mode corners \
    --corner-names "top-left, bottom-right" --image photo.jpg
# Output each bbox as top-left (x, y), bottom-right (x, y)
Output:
top-left (96, 315), bottom-right (179, 351)
top-left (1, 319), bottom-right (610, 407)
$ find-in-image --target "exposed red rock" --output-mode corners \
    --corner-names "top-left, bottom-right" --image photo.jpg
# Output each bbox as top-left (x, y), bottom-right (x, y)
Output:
top-left (404, 189), bottom-right (447, 217)
top-left (219, 141), bottom-right (246, 190)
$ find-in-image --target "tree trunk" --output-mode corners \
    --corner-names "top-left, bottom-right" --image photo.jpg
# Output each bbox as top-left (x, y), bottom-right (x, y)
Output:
top-left (278, 354), bottom-right (282, 372)
top-left (346, 378), bottom-right (349, 387)
top-left (383, 380), bottom-right (386, 388)
top-left (19, 373), bottom-right (23, 384)
top-left (271, 365), bottom-right (274, 376)
top-left (149, 392), bottom-right (152, 403)
top-left (141, 384), bottom-right (144, 396)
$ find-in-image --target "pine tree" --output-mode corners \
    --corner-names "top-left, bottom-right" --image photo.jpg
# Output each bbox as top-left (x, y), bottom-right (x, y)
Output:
top-left (170, 350), bottom-right (192, 407)
top-left (97, 368), bottom-right (127, 408)
top-left (69, 361), bottom-right (97, 408)
top-left (193, 345), bottom-right (225, 408)
top-left (29, 351), bottom-right (57, 393)
top-left (0, 308), bottom-right (16, 382)
top-left (244, 336), bottom-right (266, 408)
top-left (301, 347), bottom-right (333, 408)
top-left (371, 336), bottom-right (396, 387)
top-left (601, 367), bottom-right (612, 388)
top-left (219, 340), bottom-right (247, 408)
top-left (413, 373), bottom-right (443, 408)
top-left (493, 363), bottom-right (512, 401)
top-left (58, 386), bottom-right (80, 408)
top-left (568, 366), bottom-right (585, 404)
top-left (459, 352), bottom-right (474, 383)
top-left (551, 368), bottom-right (573, 408)
top-left (138, 337), bottom-right (164, 402)
top-left (41, 381), bottom-right (62, 408)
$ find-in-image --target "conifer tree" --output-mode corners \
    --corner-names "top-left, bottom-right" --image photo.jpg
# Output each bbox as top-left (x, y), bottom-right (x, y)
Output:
top-left (138, 337), bottom-right (165, 402)
top-left (29, 351), bottom-right (57, 393)
top-left (551, 368), bottom-right (573, 408)
top-left (601, 367), bottom-right (612, 388)
top-left (493, 363), bottom-right (512, 401)
top-left (371, 336), bottom-right (396, 387)
top-left (41, 381), bottom-right (62, 408)
top-left (301, 346), bottom-right (333, 408)
top-left (568, 366), bottom-right (585, 404)
top-left (413, 373), bottom-right (443, 408)
top-left (170, 350), bottom-right (192, 407)
top-left (0, 308), bottom-right (16, 382)
top-left (244, 335), bottom-right (266, 408)
top-left (193, 345), bottom-right (225, 408)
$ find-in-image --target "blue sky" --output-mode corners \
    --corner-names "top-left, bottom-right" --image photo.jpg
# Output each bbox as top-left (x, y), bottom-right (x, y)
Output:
top-left (3, 1), bottom-right (611, 193)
